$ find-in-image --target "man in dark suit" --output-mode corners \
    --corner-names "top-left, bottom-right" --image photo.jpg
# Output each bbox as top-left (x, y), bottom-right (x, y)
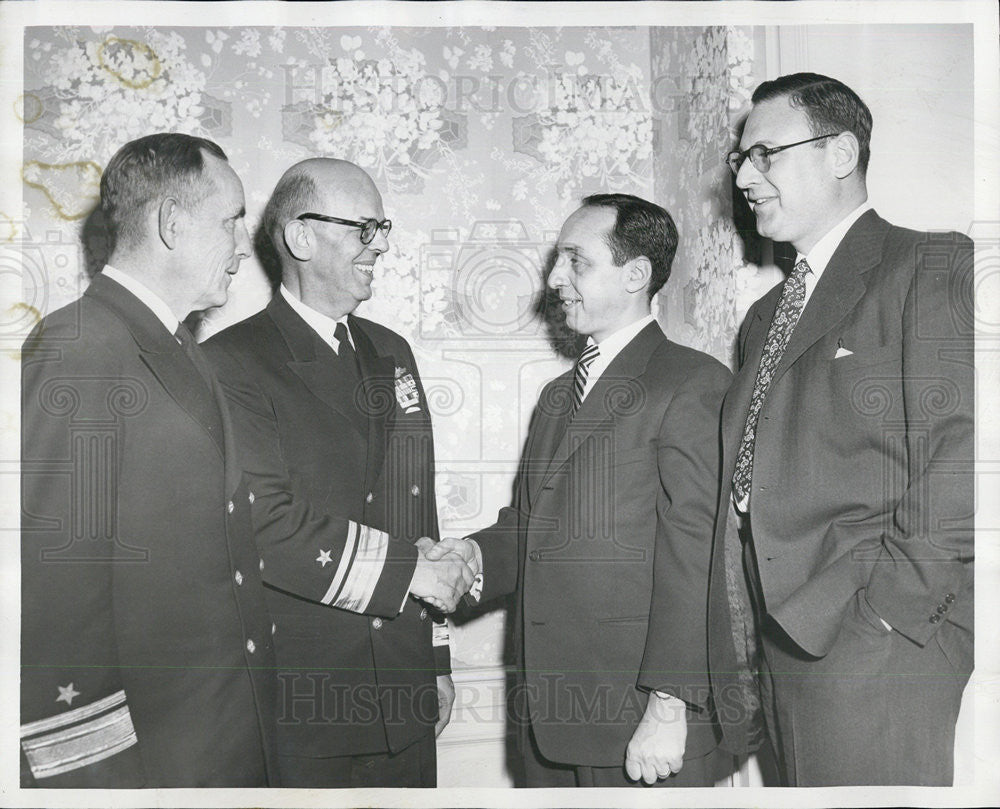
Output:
top-left (709, 73), bottom-right (974, 785)
top-left (204, 158), bottom-right (471, 787)
top-left (427, 194), bottom-right (732, 787)
top-left (20, 133), bottom-right (279, 786)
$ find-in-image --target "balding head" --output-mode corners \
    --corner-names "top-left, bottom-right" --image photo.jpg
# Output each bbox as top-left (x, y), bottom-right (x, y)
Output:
top-left (260, 158), bottom-right (379, 264)
top-left (262, 158), bottom-right (389, 318)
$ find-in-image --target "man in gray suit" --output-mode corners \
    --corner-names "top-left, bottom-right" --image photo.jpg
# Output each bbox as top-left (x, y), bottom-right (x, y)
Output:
top-left (709, 72), bottom-right (973, 786)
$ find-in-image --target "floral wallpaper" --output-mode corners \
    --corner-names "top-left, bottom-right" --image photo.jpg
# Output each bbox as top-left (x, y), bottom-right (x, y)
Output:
top-left (19, 25), bottom-right (753, 672)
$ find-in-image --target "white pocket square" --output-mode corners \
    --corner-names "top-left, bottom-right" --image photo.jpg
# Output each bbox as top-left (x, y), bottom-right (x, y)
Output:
top-left (835, 346), bottom-right (854, 359)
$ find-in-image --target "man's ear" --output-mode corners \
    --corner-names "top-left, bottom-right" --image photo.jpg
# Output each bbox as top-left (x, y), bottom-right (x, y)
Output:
top-left (830, 131), bottom-right (861, 179)
top-left (625, 256), bottom-right (653, 295)
top-left (158, 198), bottom-right (180, 250)
top-left (283, 220), bottom-right (313, 262)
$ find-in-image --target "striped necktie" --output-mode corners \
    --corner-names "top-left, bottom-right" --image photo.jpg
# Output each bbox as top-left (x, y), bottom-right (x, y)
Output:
top-left (732, 258), bottom-right (811, 505)
top-left (571, 343), bottom-right (600, 415)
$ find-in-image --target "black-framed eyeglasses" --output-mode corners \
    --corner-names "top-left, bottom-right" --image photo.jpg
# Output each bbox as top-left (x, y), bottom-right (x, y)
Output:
top-left (725, 133), bottom-right (839, 175)
top-left (296, 213), bottom-right (392, 245)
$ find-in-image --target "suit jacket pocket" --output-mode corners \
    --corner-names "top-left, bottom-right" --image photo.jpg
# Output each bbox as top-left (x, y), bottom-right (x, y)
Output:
top-left (828, 341), bottom-right (901, 373)
top-left (596, 615), bottom-right (649, 626)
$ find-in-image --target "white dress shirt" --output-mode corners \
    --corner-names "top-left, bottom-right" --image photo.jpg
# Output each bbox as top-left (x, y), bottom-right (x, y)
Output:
top-left (101, 265), bottom-right (179, 336)
top-left (280, 283), bottom-right (355, 352)
top-left (578, 314), bottom-right (656, 405)
top-left (798, 200), bottom-right (872, 308)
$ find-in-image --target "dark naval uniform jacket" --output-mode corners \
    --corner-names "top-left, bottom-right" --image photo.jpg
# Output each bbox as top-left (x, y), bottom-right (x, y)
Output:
top-left (204, 292), bottom-right (448, 760)
top-left (20, 274), bottom-right (277, 787)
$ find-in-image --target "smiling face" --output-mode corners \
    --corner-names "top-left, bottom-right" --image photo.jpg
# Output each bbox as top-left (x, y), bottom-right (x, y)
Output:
top-left (300, 168), bottom-right (389, 318)
top-left (736, 96), bottom-right (843, 255)
top-left (179, 153), bottom-right (251, 312)
top-left (548, 205), bottom-right (643, 343)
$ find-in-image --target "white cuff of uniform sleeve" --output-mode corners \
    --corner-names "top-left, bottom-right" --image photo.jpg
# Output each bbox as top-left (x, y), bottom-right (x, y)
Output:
top-left (467, 539), bottom-right (483, 602)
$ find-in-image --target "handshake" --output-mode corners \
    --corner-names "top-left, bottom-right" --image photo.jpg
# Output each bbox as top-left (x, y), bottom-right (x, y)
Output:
top-left (409, 537), bottom-right (482, 613)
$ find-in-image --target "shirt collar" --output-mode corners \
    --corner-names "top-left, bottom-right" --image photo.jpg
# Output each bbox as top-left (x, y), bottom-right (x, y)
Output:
top-left (588, 314), bottom-right (655, 362)
top-left (100, 265), bottom-right (179, 336)
top-left (279, 284), bottom-right (353, 352)
top-left (797, 201), bottom-right (872, 274)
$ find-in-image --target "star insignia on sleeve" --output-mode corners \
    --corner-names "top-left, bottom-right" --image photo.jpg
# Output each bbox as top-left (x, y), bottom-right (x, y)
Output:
top-left (316, 549), bottom-right (333, 568)
top-left (56, 683), bottom-right (80, 706)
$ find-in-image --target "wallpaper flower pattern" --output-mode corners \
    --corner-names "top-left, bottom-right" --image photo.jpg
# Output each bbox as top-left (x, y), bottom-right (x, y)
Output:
top-left (20, 25), bottom-right (755, 673)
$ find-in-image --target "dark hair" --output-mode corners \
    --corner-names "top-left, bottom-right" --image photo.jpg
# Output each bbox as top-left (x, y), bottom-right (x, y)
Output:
top-left (100, 133), bottom-right (228, 251)
top-left (259, 168), bottom-right (319, 262)
top-left (752, 72), bottom-right (873, 175)
top-left (581, 193), bottom-right (678, 301)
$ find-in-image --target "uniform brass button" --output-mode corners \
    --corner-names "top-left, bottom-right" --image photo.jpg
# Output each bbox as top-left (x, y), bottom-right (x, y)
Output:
top-left (372, 617), bottom-right (383, 630)
top-left (234, 570), bottom-right (243, 586)
top-left (929, 614), bottom-right (941, 624)
top-left (937, 604), bottom-right (947, 614)
top-left (410, 484), bottom-right (420, 497)
top-left (227, 500), bottom-right (235, 514)
top-left (528, 551), bottom-right (540, 561)
top-left (271, 622), bottom-right (277, 636)
top-left (366, 492), bottom-right (374, 503)
top-left (246, 638), bottom-right (256, 653)
top-left (420, 608), bottom-right (428, 621)
top-left (259, 558), bottom-right (265, 573)
top-left (248, 491), bottom-right (255, 504)
top-left (944, 593), bottom-right (955, 604)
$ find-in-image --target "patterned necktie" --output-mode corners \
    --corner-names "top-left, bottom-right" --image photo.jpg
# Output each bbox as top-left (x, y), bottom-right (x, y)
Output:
top-left (732, 258), bottom-right (811, 504)
top-left (571, 343), bottom-right (600, 415)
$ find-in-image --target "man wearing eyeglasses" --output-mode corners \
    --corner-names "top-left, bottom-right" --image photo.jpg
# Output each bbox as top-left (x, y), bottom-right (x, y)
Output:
top-left (203, 158), bottom-right (473, 787)
top-left (708, 73), bottom-right (973, 785)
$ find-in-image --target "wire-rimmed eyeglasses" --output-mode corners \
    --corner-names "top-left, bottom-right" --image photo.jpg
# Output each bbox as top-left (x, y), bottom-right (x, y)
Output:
top-left (725, 133), bottom-right (839, 175)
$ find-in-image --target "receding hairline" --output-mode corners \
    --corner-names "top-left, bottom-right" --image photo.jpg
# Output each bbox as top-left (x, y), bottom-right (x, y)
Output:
top-left (278, 158), bottom-right (378, 208)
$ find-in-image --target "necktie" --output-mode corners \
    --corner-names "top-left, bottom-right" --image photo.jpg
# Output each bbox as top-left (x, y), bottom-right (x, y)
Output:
top-left (571, 343), bottom-right (600, 415)
top-left (334, 322), bottom-right (360, 371)
top-left (174, 323), bottom-right (216, 393)
top-left (732, 258), bottom-right (811, 504)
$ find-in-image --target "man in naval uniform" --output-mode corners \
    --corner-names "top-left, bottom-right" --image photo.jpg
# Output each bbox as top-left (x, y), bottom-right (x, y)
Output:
top-left (205, 158), bottom-right (471, 787)
top-left (20, 133), bottom-right (278, 786)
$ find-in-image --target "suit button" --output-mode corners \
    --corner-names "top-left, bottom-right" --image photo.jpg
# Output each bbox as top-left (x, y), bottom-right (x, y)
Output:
top-left (528, 551), bottom-right (540, 561)
top-left (929, 614), bottom-right (941, 624)
top-left (944, 593), bottom-right (955, 604)
top-left (420, 608), bottom-right (428, 621)
top-left (248, 491), bottom-right (255, 504)
top-left (372, 617), bottom-right (383, 630)
top-left (259, 558), bottom-right (265, 573)
top-left (227, 500), bottom-right (234, 514)
top-left (410, 484), bottom-right (420, 497)
top-left (246, 638), bottom-right (256, 653)
top-left (366, 492), bottom-right (374, 503)
top-left (937, 604), bottom-right (948, 614)
top-left (234, 570), bottom-right (243, 586)
top-left (271, 622), bottom-right (277, 636)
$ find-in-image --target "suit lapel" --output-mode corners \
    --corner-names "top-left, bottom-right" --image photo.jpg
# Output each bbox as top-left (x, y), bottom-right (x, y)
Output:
top-left (350, 317), bottom-right (397, 495)
top-left (525, 372), bottom-right (575, 506)
top-left (770, 210), bottom-right (886, 387)
top-left (88, 274), bottom-right (225, 458)
top-left (269, 295), bottom-right (369, 442)
top-left (534, 321), bottom-right (664, 496)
